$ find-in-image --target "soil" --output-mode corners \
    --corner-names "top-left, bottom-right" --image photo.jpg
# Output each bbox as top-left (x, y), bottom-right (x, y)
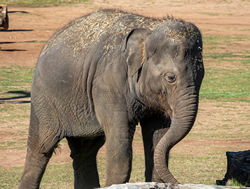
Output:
top-left (0, 0), bottom-right (249, 180)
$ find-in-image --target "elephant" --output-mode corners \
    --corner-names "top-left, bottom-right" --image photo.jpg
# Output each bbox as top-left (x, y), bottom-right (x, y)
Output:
top-left (19, 9), bottom-right (204, 189)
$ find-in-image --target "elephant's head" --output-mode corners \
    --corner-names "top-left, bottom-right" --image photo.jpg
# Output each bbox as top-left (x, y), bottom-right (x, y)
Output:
top-left (123, 21), bottom-right (204, 183)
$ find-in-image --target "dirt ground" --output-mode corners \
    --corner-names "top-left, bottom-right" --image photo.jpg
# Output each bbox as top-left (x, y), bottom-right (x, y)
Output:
top-left (0, 0), bottom-right (250, 183)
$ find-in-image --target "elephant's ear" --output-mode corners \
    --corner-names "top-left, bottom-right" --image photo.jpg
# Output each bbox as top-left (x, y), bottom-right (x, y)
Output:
top-left (122, 28), bottom-right (151, 77)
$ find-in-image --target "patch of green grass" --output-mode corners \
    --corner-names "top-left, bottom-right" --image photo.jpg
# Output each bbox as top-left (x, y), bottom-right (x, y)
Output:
top-left (217, 178), bottom-right (248, 187)
top-left (203, 35), bottom-right (249, 46)
top-left (169, 153), bottom-right (226, 185)
top-left (0, 167), bottom-right (22, 188)
top-left (201, 12), bottom-right (220, 16)
top-left (41, 163), bottom-right (74, 188)
top-left (0, 136), bottom-right (27, 150)
top-left (204, 52), bottom-right (250, 61)
top-left (0, 103), bottom-right (30, 125)
top-left (22, 40), bottom-right (47, 44)
top-left (229, 179), bottom-right (247, 187)
top-left (188, 132), bottom-right (250, 139)
top-left (207, 46), bottom-right (226, 50)
top-left (0, 141), bottom-right (16, 149)
top-left (203, 52), bottom-right (239, 59)
top-left (189, 133), bottom-right (230, 138)
top-left (200, 67), bottom-right (250, 102)
top-left (0, 141), bottom-right (26, 150)
top-left (0, 66), bottom-right (34, 96)
top-left (0, 164), bottom-right (74, 189)
top-left (1, 0), bottom-right (88, 7)
top-left (97, 156), bottom-right (106, 187)
top-left (130, 155), bottom-right (145, 183)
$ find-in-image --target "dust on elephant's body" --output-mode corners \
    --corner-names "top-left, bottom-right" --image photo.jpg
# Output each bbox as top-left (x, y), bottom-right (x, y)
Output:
top-left (19, 9), bottom-right (204, 189)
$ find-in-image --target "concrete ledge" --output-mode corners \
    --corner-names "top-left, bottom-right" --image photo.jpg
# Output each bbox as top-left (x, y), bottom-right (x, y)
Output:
top-left (100, 182), bottom-right (249, 189)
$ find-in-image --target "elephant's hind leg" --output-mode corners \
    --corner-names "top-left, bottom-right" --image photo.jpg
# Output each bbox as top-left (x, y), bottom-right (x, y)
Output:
top-left (19, 146), bottom-right (55, 189)
top-left (19, 108), bottom-right (62, 189)
top-left (67, 136), bottom-right (105, 189)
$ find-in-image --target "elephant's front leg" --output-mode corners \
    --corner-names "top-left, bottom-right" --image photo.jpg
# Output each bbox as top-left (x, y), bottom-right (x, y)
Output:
top-left (140, 114), bottom-right (171, 182)
top-left (103, 115), bottom-right (135, 186)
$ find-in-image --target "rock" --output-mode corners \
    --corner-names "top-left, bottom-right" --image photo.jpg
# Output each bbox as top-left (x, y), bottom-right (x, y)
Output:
top-left (100, 182), bottom-right (249, 189)
top-left (223, 150), bottom-right (250, 187)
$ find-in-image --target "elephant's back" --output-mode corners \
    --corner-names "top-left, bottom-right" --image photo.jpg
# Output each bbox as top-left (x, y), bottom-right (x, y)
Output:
top-left (41, 10), bottom-right (125, 57)
top-left (40, 9), bottom-right (178, 57)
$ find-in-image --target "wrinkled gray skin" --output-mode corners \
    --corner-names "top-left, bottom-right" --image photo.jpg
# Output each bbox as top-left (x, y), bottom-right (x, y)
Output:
top-left (19, 9), bottom-right (204, 189)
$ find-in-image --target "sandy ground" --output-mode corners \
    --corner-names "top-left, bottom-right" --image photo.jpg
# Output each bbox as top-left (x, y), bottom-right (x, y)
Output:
top-left (0, 0), bottom-right (250, 182)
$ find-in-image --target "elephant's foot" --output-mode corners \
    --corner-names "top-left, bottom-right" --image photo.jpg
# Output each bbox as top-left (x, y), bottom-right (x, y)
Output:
top-left (18, 149), bottom-right (53, 189)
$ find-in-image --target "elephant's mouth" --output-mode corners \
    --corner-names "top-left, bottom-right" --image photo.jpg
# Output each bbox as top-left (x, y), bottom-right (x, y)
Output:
top-left (157, 94), bottom-right (173, 117)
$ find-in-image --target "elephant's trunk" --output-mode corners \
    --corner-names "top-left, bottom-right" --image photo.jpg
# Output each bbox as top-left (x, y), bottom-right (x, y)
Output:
top-left (154, 87), bottom-right (199, 184)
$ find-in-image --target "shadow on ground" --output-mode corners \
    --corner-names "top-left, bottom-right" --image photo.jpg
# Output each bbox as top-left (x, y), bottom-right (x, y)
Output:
top-left (0, 91), bottom-right (31, 104)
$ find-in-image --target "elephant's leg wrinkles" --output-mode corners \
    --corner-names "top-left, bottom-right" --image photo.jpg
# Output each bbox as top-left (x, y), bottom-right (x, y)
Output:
top-left (19, 128), bottom-right (60, 188)
top-left (105, 138), bottom-right (133, 186)
top-left (19, 148), bottom-right (53, 189)
top-left (93, 92), bottom-right (137, 186)
top-left (104, 122), bottom-right (135, 186)
top-left (19, 102), bottom-right (62, 189)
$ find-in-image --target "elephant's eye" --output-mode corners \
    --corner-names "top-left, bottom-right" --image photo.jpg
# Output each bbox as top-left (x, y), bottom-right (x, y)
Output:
top-left (164, 72), bottom-right (176, 83)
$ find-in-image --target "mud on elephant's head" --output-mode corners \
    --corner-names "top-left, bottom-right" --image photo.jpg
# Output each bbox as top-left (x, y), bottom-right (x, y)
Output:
top-left (123, 22), bottom-right (204, 183)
